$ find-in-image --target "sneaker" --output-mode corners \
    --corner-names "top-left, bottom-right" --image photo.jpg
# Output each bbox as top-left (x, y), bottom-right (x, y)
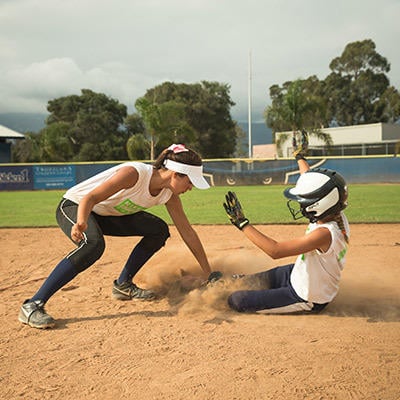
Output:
top-left (18, 299), bottom-right (55, 329)
top-left (112, 280), bottom-right (156, 300)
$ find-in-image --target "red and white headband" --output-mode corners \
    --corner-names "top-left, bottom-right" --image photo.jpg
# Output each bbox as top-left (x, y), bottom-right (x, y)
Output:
top-left (168, 143), bottom-right (189, 153)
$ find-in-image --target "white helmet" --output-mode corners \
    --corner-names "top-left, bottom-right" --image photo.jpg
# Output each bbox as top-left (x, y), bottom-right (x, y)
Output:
top-left (284, 168), bottom-right (348, 222)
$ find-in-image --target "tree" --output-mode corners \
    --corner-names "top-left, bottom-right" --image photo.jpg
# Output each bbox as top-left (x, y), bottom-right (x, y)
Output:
top-left (134, 97), bottom-right (162, 160)
top-left (136, 81), bottom-right (237, 158)
top-left (126, 134), bottom-right (150, 160)
top-left (39, 122), bottom-right (74, 162)
top-left (265, 39), bottom-right (400, 156)
top-left (186, 81), bottom-right (237, 158)
top-left (265, 79), bottom-right (332, 154)
top-left (124, 113), bottom-right (145, 136)
top-left (12, 132), bottom-right (41, 162)
top-left (329, 39), bottom-right (390, 78)
top-left (266, 78), bottom-right (329, 132)
top-left (233, 124), bottom-right (247, 157)
top-left (325, 39), bottom-right (399, 125)
top-left (134, 96), bottom-right (196, 159)
top-left (46, 89), bottom-right (128, 161)
top-left (375, 86), bottom-right (400, 124)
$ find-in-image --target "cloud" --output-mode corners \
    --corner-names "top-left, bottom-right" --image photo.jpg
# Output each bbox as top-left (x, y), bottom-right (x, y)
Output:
top-left (0, 57), bottom-right (157, 113)
top-left (0, 58), bottom-right (81, 112)
top-left (0, 0), bottom-right (399, 121)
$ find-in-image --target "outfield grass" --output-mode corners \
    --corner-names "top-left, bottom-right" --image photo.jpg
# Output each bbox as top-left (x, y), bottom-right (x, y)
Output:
top-left (0, 184), bottom-right (399, 228)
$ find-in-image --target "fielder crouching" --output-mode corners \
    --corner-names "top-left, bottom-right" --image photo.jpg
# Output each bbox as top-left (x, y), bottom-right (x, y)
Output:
top-left (18, 144), bottom-right (215, 329)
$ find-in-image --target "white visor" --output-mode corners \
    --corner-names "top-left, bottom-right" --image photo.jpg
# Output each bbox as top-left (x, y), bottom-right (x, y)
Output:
top-left (164, 159), bottom-right (210, 189)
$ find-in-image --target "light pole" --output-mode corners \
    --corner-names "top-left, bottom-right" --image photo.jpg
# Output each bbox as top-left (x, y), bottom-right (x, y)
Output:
top-left (248, 50), bottom-right (253, 158)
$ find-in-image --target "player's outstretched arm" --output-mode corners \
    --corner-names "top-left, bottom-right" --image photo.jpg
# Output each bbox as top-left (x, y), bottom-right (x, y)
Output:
top-left (293, 130), bottom-right (310, 174)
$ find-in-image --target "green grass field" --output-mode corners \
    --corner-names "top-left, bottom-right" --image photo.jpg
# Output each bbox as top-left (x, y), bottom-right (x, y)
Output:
top-left (0, 184), bottom-right (399, 228)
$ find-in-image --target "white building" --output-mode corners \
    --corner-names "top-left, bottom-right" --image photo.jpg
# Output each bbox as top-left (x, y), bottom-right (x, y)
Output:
top-left (275, 123), bottom-right (400, 158)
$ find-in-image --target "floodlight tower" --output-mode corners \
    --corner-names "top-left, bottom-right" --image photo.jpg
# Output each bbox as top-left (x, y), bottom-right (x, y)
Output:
top-left (248, 50), bottom-right (253, 158)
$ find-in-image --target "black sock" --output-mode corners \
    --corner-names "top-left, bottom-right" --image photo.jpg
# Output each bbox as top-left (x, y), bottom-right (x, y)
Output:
top-left (117, 245), bottom-right (154, 284)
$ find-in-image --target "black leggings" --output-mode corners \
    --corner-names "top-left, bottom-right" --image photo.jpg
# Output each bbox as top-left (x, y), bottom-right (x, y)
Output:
top-left (56, 199), bottom-right (170, 273)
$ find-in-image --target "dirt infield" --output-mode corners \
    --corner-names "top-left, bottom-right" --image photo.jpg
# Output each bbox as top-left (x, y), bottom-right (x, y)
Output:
top-left (1, 224), bottom-right (399, 400)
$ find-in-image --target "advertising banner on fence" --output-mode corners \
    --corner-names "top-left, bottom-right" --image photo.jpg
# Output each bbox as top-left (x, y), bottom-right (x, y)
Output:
top-left (1, 157), bottom-right (399, 191)
top-left (33, 165), bottom-right (76, 189)
top-left (0, 165), bottom-right (34, 191)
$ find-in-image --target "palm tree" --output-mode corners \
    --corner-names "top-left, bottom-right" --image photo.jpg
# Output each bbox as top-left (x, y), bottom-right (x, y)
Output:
top-left (265, 79), bottom-right (332, 156)
top-left (135, 97), bottom-right (197, 160)
top-left (134, 97), bottom-right (161, 160)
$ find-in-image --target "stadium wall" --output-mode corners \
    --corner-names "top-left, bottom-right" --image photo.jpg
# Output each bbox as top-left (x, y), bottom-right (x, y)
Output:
top-left (1, 156), bottom-right (399, 191)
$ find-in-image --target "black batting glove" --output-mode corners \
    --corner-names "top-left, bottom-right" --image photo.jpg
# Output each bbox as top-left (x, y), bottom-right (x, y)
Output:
top-left (293, 130), bottom-right (309, 160)
top-left (223, 191), bottom-right (249, 230)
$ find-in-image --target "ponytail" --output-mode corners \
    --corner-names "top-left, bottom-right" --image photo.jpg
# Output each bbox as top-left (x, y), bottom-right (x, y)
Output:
top-left (153, 144), bottom-right (202, 170)
top-left (153, 148), bottom-right (173, 169)
top-left (334, 214), bottom-right (349, 244)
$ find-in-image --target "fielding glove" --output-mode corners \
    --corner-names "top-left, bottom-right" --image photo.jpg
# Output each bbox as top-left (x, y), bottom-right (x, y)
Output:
top-left (293, 130), bottom-right (309, 160)
top-left (223, 191), bottom-right (249, 230)
top-left (207, 271), bottom-right (223, 283)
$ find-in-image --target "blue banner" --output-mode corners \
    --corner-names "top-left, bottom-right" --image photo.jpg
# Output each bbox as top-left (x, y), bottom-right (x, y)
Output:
top-left (33, 165), bottom-right (76, 189)
top-left (0, 165), bottom-right (34, 191)
top-left (75, 163), bottom-right (116, 183)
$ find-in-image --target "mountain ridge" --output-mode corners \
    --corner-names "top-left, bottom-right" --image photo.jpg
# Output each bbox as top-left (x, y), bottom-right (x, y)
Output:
top-left (0, 113), bottom-right (272, 145)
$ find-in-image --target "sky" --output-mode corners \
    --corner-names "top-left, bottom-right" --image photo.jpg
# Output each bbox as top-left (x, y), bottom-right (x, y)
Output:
top-left (0, 0), bottom-right (399, 123)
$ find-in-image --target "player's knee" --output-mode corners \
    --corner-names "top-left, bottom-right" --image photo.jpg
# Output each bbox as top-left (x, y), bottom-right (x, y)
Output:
top-left (158, 219), bottom-right (170, 244)
top-left (141, 221), bottom-right (170, 252)
top-left (70, 237), bottom-right (106, 273)
top-left (228, 291), bottom-right (252, 313)
top-left (90, 237), bottom-right (106, 260)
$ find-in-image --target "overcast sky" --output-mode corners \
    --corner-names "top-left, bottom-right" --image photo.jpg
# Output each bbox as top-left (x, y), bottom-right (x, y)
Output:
top-left (0, 0), bottom-right (399, 122)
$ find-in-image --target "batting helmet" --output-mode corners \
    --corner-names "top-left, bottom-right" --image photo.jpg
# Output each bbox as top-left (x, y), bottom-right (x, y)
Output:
top-left (283, 168), bottom-right (348, 222)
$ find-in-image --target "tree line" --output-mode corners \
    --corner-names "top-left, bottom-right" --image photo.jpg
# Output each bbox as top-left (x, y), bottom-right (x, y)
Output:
top-left (12, 39), bottom-right (400, 162)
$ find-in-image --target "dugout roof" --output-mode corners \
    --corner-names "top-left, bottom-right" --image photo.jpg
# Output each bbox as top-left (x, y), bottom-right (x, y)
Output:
top-left (0, 124), bottom-right (25, 139)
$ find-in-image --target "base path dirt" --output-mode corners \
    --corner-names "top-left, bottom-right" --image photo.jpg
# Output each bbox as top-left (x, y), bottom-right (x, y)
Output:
top-left (1, 224), bottom-right (399, 400)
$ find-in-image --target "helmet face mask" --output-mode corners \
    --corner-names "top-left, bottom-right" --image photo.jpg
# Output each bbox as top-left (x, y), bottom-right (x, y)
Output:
top-left (284, 169), bottom-right (348, 223)
top-left (286, 200), bottom-right (304, 220)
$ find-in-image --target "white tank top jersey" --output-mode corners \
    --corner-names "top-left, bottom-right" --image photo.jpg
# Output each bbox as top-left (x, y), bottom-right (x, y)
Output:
top-left (64, 162), bottom-right (173, 216)
top-left (290, 212), bottom-right (350, 304)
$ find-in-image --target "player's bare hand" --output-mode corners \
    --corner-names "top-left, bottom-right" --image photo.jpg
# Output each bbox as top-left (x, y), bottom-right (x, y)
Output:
top-left (71, 222), bottom-right (87, 243)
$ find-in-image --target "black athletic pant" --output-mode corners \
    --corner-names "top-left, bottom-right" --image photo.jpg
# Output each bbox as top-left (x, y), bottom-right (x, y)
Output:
top-left (56, 198), bottom-right (170, 274)
top-left (227, 264), bottom-right (328, 314)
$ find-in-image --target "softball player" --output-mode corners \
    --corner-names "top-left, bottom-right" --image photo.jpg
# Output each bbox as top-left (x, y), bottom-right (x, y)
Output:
top-left (222, 134), bottom-right (350, 314)
top-left (19, 144), bottom-right (213, 329)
